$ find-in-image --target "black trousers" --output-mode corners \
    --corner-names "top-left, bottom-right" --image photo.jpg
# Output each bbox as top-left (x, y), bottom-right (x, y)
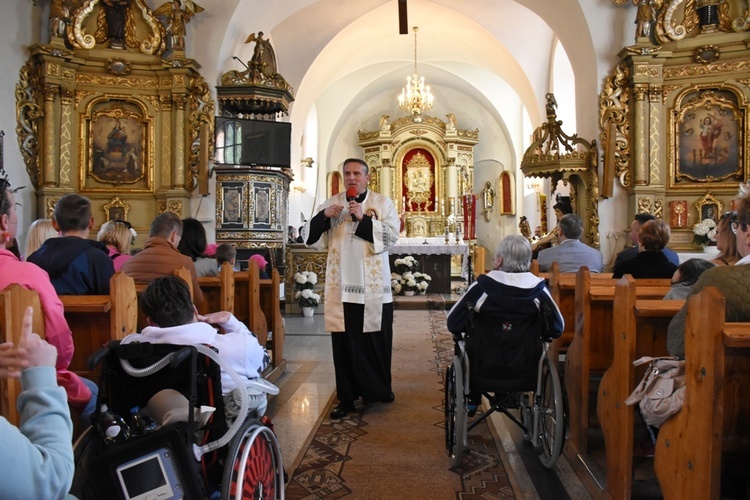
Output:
top-left (331, 302), bottom-right (393, 402)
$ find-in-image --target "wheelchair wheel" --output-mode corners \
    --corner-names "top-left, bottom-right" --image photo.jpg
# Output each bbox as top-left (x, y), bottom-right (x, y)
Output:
top-left (221, 418), bottom-right (285, 500)
top-left (444, 357), bottom-right (466, 467)
top-left (536, 355), bottom-right (564, 468)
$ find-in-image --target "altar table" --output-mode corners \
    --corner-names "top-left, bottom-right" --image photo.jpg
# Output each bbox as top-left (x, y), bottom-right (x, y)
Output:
top-left (390, 237), bottom-right (469, 294)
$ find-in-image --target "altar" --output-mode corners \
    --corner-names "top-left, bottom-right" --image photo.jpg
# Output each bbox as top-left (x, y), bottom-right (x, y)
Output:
top-left (389, 237), bottom-right (469, 294)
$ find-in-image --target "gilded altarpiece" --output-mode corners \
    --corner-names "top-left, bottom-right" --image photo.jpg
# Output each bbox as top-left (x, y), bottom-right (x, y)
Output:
top-left (600, 0), bottom-right (750, 250)
top-left (357, 114), bottom-right (479, 238)
top-left (16, 0), bottom-right (214, 245)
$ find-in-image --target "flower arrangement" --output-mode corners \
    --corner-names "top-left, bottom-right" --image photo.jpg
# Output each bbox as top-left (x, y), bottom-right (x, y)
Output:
top-left (295, 288), bottom-right (321, 308)
top-left (393, 255), bottom-right (418, 275)
top-left (294, 270), bottom-right (319, 308)
top-left (692, 218), bottom-right (717, 247)
top-left (390, 258), bottom-right (431, 295)
top-left (414, 271), bottom-right (431, 294)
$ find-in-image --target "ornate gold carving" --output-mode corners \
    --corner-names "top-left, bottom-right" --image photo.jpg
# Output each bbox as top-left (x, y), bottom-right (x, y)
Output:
top-left (663, 59), bottom-right (750, 79)
top-left (43, 85), bottom-right (59, 101)
top-left (16, 62), bottom-right (43, 189)
top-left (60, 88), bottom-right (74, 104)
top-left (102, 195), bottom-right (130, 221)
top-left (46, 198), bottom-right (58, 219)
top-left (106, 58), bottom-right (132, 76)
top-left (59, 104), bottom-right (73, 183)
top-left (649, 85), bottom-right (662, 102)
top-left (634, 84), bottom-right (648, 101)
top-left (157, 200), bottom-right (167, 213)
top-left (166, 199), bottom-right (182, 217)
top-left (186, 76), bottom-right (214, 192)
top-left (600, 63), bottom-right (631, 189)
top-left (695, 191), bottom-right (723, 220)
top-left (62, 69), bottom-right (75, 80)
top-left (403, 151), bottom-right (434, 211)
top-left (75, 90), bottom-right (96, 107)
top-left (662, 85), bottom-right (682, 100)
top-left (634, 64), bottom-right (651, 77)
top-left (47, 64), bottom-right (60, 77)
top-left (76, 73), bottom-right (159, 88)
top-left (694, 45), bottom-right (720, 64)
top-left (159, 95), bottom-right (172, 110)
top-left (637, 195), bottom-right (654, 214)
top-left (659, 0), bottom-right (699, 42)
top-left (173, 94), bottom-right (187, 110)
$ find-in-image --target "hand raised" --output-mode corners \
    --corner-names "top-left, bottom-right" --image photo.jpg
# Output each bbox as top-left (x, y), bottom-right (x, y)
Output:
top-left (18, 306), bottom-right (57, 369)
top-left (324, 204), bottom-right (344, 219)
top-left (196, 311), bottom-right (232, 325)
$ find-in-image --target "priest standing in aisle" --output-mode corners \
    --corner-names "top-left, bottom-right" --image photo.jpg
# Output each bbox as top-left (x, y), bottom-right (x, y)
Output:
top-left (303, 158), bottom-right (400, 419)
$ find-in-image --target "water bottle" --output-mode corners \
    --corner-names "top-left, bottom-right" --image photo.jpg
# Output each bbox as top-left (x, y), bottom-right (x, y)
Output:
top-left (129, 406), bottom-right (157, 436)
top-left (98, 404), bottom-right (130, 444)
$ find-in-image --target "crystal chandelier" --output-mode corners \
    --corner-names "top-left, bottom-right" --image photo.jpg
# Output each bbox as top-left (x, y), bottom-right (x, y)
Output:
top-left (398, 26), bottom-right (434, 122)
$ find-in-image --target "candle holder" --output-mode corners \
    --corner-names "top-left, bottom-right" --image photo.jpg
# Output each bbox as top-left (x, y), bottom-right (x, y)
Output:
top-left (455, 226), bottom-right (462, 245)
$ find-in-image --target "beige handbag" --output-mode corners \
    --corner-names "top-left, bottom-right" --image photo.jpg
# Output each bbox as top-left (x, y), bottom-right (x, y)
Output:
top-left (625, 356), bottom-right (686, 428)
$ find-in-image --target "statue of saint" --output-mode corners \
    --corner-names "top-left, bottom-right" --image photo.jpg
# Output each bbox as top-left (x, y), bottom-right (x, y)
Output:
top-left (154, 0), bottom-right (204, 52)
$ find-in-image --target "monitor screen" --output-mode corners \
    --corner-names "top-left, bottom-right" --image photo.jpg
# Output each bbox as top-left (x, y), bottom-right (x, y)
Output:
top-left (214, 117), bottom-right (291, 168)
top-left (116, 451), bottom-right (174, 500)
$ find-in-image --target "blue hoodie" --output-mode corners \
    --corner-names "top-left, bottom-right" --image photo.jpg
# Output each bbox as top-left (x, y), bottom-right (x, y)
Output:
top-left (27, 236), bottom-right (114, 295)
top-left (447, 270), bottom-right (564, 338)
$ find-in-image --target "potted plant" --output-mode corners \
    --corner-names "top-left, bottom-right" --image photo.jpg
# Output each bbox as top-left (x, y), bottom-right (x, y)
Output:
top-left (294, 270), bottom-right (319, 315)
top-left (692, 218), bottom-right (717, 251)
top-left (401, 271), bottom-right (418, 296)
top-left (414, 271), bottom-right (431, 294)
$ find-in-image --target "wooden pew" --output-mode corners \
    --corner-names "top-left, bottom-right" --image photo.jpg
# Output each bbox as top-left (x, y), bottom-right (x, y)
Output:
top-left (597, 275), bottom-right (683, 499)
top-left (0, 285), bottom-right (44, 426)
top-left (197, 262), bottom-right (235, 315)
top-left (564, 267), bottom-right (672, 495)
top-left (655, 287), bottom-right (750, 499)
top-left (259, 268), bottom-right (285, 379)
top-left (60, 272), bottom-right (137, 381)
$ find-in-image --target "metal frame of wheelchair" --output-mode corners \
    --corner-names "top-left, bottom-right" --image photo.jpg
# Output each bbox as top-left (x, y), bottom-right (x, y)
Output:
top-left (444, 338), bottom-right (564, 469)
top-left (71, 341), bottom-right (285, 500)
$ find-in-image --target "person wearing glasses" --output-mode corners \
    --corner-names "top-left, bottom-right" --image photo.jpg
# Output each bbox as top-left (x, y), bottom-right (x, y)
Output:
top-left (667, 184), bottom-right (750, 358)
top-left (711, 211), bottom-right (740, 266)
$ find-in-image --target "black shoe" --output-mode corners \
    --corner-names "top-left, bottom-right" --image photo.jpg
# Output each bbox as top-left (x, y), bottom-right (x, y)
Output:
top-left (381, 392), bottom-right (395, 403)
top-left (330, 401), bottom-right (355, 419)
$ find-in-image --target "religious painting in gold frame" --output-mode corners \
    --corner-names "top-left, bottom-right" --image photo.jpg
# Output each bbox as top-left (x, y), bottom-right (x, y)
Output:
top-left (695, 192), bottom-right (723, 224)
top-left (102, 196), bottom-right (130, 223)
top-left (498, 171), bottom-right (515, 215)
top-left (80, 98), bottom-right (153, 192)
top-left (670, 88), bottom-right (746, 189)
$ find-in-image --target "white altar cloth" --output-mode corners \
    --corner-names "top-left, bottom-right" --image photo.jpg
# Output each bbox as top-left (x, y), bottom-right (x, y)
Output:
top-left (390, 237), bottom-right (469, 278)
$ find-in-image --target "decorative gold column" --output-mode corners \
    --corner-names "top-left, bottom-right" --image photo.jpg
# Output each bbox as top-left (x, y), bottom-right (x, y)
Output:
top-left (633, 83), bottom-right (649, 185)
top-left (42, 84), bottom-right (59, 187)
top-left (172, 93), bottom-right (187, 189)
top-left (59, 87), bottom-right (74, 187)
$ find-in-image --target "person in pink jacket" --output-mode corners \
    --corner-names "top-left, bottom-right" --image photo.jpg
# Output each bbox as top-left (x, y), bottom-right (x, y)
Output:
top-left (0, 176), bottom-right (96, 421)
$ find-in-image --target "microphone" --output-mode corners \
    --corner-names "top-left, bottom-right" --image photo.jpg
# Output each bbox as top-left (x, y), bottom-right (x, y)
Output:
top-left (346, 186), bottom-right (358, 221)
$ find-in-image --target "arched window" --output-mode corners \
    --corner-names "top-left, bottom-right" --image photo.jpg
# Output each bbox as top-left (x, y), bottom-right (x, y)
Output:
top-left (215, 119), bottom-right (242, 165)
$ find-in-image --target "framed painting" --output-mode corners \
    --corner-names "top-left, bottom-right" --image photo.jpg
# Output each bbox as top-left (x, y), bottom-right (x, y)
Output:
top-left (695, 192), bottom-right (723, 224)
top-left (102, 196), bottom-right (130, 223)
top-left (81, 99), bottom-right (153, 192)
top-left (670, 89), bottom-right (746, 189)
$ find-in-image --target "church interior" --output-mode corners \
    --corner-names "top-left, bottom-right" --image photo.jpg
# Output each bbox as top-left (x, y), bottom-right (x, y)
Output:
top-left (2, 0), bottom-right (750, 498)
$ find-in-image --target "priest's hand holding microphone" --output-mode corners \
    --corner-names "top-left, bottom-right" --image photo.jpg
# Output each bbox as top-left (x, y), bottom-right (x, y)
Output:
top-left (323, 186), bottom-right (362, 221)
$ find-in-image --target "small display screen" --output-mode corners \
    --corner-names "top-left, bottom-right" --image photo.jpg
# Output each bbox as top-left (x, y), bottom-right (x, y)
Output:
top-left (117, 452), bottom-right (170, 500)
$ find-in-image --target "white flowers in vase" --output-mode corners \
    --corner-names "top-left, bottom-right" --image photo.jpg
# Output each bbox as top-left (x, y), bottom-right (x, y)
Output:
top-left (295, 288), bottom-right (321, 308)
top-left (692, 218), bottom-right (717, 247)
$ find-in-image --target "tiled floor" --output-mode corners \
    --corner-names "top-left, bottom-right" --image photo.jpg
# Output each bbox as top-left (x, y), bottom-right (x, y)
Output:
top-left (267, 302), bottom-right (592, 499)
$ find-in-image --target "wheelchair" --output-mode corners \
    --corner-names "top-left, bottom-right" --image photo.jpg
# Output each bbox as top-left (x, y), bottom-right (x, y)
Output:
top-left (70, 340), bottom-right (285, 500)
top-left (444, 304), bottom-right (565, 469)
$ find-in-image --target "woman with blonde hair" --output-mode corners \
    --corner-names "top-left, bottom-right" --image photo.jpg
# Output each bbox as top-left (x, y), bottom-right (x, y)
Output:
top-left (712, 211), bottom-right (740, 266)
top-left (23, 218), bottom-right (57, 260)
top-left (97, 220), bottom-right (136, 271)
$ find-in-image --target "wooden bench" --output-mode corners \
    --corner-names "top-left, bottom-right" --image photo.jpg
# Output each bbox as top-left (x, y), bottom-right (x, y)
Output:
top-left (655, 287), bottom-right (750, 499)
top-left (0, 285), bottom-right (44, 426)
top-left (597, 275), bottom-right (683, 499)
top-left (197, 262), bottom-right (235, 315)
top-left (60, 272), bottom-right (137, 381)
top-left (564, 267), bottom-right (672, 495)
top-left (259, 268), bottom-right (285, 379)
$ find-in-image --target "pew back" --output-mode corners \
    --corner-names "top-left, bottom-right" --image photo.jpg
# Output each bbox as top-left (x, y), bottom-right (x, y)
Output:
top-left (0, 285), bottom-right (43, 426)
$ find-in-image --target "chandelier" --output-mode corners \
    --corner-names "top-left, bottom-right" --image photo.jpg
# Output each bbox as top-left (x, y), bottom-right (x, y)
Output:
top-left (398, 26), bottom-right (434, 122)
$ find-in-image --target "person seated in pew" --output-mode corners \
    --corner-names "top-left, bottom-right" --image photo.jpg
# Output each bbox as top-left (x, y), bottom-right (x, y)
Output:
top-left (248, 253), bottom-right (270, 279)
top-left (121, 212), bottom-right (204, 308)
top-left (668, 183), bottom-right (750, 358)
top-left (23, 218), bottom-right (57, 261)
top-left (663, 258), bottom-right (716, 300)
top-left (712, 211), bottom-right (740, 266)
top-left (0, 175), bottom-right (96, 423)
top-left (614, 213), bottom-right (680, 269)
top-left (536, 213), bottom-right (603, 273)
top-left (178, 217), bottom-right (218, 278)
top-left (531, 200), bottom-right (572, 257)
top-left (125, 276), bottom-right (271, 418)
top-left (27, 194), bottom-right (115, 295)
top-left (447, 235), bottom-right (564, 415)
top-left (97, 220), bottom-right (136, 272)
top-left (612, 219), bottom-right (678, 279)
top-left (215, 243), bottom-right (237, 271)
top-left (0, 306), bottom-right (75, 500)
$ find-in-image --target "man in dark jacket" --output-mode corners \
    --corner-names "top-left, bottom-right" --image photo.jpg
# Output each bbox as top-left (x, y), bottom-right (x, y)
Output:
top-left (27, 194), bottom-right (114, 295)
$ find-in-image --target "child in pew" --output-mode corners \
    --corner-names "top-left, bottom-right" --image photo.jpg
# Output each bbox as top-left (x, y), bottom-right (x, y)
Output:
top-left (248, 253), bottom-right (270, 279)
top-left (215, 243), bottom-right (237, 271)
top-left (663, 258), bottom-right (716, 300)
top-left (27, 194), bottom-right (115, 295)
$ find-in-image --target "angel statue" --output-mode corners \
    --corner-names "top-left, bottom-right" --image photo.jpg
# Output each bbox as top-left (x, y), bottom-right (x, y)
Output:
top-left (612, 0), bottom-right (663, 42)
top-left (154, 0), bottom-right (204, 52)
top-left (245, 31), bottom-right (277, 79)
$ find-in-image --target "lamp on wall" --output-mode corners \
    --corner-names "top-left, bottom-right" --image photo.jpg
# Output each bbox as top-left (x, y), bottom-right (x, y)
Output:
top-left (301, 157), bottom-right (314, 168)
top-left (291, 180), bottom-right (307, 193)
top-left (398, 26), bottom-right (434, 122)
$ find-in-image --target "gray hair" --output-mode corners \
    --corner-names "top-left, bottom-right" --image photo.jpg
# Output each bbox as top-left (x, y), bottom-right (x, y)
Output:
top-left (558, 213), bottom-right (583, 240)
top-left (494, 235), bottom-right (532, 273)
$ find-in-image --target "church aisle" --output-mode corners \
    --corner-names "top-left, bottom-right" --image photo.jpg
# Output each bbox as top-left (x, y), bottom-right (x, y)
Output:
top-left (268, 300), bottom-right (590, 499)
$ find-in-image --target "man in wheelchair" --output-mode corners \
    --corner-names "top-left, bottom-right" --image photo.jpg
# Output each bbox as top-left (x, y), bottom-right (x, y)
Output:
top-left (447, 235), bottom-right (564, 415)
top-left (124, 276), bottom-right (272, 419)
